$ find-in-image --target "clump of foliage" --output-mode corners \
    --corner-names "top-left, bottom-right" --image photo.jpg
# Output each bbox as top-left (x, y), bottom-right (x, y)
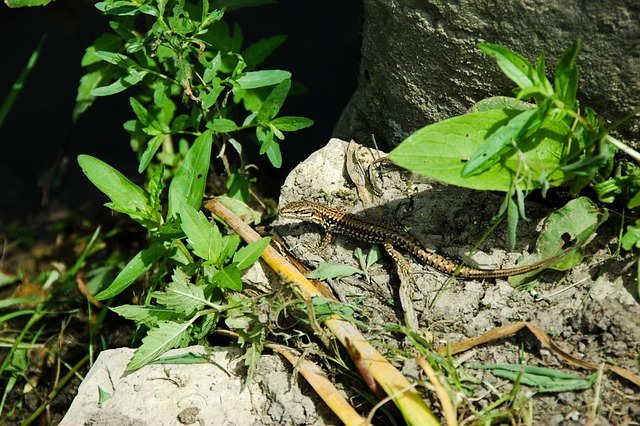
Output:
top-left (390, 40), bottom-right (639, 256)
top-left (72, 0), bottom-right (312, 373)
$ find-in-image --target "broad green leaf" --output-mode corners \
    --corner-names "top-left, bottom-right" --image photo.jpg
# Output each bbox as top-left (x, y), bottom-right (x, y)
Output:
top-left (94, 244), bottom-right (166, 300)
top-left (5, 0), bottom-right (53, 7)
top-left (257, 79), bottom-right (290, 122)
top-left (167, 130), bottom-right (213, 218)
top-left (233, 237), bottom-right (270, 269)
top-left (462, 108), bottom-right (540, 177)
top-left (78, 155), bottom-right (152, 222)
top-left (508, 197), bottom-right (605, 286)
top-left (127, 321), bottom-right (192, 371)
top-left (389, 109), bottom-right (569, 192)
top-left (207, 118), bottom-right (238, 133)
top-left (213, 264), bottom-right (242, 290)
top-left (236, 70), bottom-right (291, 89)
top-left (179, 203), bottom-right (223, 262)
top-left (110, 305), bottom-right (178, 325)
top-left (153, 269), bottom-right (206, 316)
top-left (270, 116), bottom-right (314, 132)
top-left (264, 140), bottom-right (282, 168)
top-left (306, 262), bottom-right (363, 280)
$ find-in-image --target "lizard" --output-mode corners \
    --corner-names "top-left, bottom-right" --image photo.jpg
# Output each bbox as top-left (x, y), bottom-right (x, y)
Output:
top-left (279, 201), bottom-right (578, 279)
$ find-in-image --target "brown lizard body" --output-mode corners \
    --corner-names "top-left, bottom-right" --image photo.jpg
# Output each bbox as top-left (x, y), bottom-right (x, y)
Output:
top-left (280, 201), bottom-right (575, 279)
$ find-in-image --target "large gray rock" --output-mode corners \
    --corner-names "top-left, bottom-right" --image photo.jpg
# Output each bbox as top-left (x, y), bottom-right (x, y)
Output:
top-left (335, 0), bottom-right (640, 149)
top-left (61, 346), bottom-right (335, 425)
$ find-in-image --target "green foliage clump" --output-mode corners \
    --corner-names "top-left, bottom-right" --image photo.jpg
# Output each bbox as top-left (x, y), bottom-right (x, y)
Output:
top-left (390, 39), bottom-right (639, 251)
top-left (73, 0), bottom-right (313, 373)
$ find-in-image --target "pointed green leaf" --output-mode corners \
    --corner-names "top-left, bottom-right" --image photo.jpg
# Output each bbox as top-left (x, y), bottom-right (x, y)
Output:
top-left (555, 39), bottom-right (580, 110)
top-left (94, 244), bottom-right (166, 300)
top-left (179, 203), bottom-right (222, 262)
top-left (127, 321), bottom-right (192, 371)
top-left (233, 237), bottom-right (270, 269)
top-left (306, 262), bottom-right (363, 280)
top-left (389, 109), bottom-right (569, 192)
top-left (270, 116), bottom-right (314, 131)
top-left (78, 155), bottom-right (152, 222)
top-left (110, 305), bottom-right (178, 325)
top-left (213, 264), bottom-right (242, 290)
top-left (479, 43), bottom-right (537, 90)
top-left (168, 130), bottom-right (213, 218)
top-left (462, 108), bottom-right (540, 177)
top-left (236, 69), bottom-right (291, 89)
top-left (257, 78), bottom-right (290, 122)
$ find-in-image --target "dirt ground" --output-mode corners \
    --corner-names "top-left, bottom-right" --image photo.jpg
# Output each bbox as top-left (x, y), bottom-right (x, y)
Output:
top-left (276, 139), bottom-right (640, 425)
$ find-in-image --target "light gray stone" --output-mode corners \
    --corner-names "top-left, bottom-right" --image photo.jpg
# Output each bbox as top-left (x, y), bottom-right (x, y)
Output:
top-left (61, 346), bottom-right (333, 425)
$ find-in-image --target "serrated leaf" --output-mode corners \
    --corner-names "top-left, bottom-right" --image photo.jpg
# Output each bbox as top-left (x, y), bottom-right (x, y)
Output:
top-left (153, 269), bottom-right (206, 316)
top-left (233, 237), bottom-right (270, 270)
top-left (77, 155), bottom-right (152, 222)
top-left (127, 321), bottom-right (192, 371)
top-left (110, 304), bottom-right (178, 325)
top-left (179, 203), bottom-right (222, 262)
top-left (306, 262), bottom-right (363, 280)
top-left (94, 244), bottom-right (166, 300)
top-left (213, 264), bottom-right (242, 290)
top-left (167, 130), bottom-right (213, 218)
top-left (389, 109), bottom-right (569, 192)
top-left (236, 69), bottom-right (291, 89)
top-left (270, 116), bottom-right (314, 131)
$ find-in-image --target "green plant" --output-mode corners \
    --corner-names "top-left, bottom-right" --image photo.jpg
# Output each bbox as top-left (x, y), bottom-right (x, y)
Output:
top-left (72, 0), bottom-right (312, 373)
top-left (389, 40), bottom-right (638, 251)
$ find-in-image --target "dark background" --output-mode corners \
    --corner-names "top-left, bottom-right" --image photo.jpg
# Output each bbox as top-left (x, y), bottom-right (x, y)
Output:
top-left (0, 1), bottom-right (363, 223)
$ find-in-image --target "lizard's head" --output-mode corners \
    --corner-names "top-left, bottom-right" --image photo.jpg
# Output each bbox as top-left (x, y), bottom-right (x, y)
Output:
top-left (279, 201), bottom-right (320, 220)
